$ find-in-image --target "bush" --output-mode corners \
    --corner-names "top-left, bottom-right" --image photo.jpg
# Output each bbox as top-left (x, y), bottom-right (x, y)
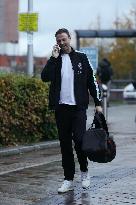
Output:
top-left (0, 73), bottom-right (58, 146)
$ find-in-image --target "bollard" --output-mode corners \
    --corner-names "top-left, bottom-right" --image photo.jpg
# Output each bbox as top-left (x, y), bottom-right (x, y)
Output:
top-left (102, 84), bottom-right (108, 121)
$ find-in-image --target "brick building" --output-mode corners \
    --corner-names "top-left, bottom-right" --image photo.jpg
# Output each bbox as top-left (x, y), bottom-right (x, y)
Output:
top-left (0, 55), bottom-right (48, 74)
top-left (0, 0), bottom-right (18, 43)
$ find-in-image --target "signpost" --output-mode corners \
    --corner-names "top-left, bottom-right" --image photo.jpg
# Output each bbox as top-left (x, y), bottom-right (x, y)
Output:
top-left (80, 47), bottom-right (98, 72)
top-left (18, 13), bottom-right (38, 32)
top-left (18, 0), bottom-right (38, 76)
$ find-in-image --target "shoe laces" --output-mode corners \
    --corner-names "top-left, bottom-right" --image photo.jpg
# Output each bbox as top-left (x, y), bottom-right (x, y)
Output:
top-left (62, 180), bottom-right (71, 187)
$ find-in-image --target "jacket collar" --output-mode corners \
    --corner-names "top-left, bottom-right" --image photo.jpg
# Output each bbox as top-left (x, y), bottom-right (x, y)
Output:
top-left (59, 47), bottom-right (75, 57)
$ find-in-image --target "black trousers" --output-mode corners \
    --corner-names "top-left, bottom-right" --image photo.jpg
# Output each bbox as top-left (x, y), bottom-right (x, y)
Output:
top-left (55, 104), bottom-right (88, 180)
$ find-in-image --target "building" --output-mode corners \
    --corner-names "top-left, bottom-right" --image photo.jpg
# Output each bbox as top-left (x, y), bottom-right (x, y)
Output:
top-left (0, 55), bottom-right (48, 74)
top-left (0, 0), bottom-right (18, 43)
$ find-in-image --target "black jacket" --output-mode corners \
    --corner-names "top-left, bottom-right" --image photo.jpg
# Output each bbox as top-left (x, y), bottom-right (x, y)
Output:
top-left (41, 48), bottom-right (101, 110)
top-left (97, 58), bottom-right (113, 84)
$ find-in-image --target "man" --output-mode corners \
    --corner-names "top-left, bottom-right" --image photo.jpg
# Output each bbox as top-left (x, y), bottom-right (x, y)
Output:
top-left (41, 28), bottom-right (102, 193)
top-left (97, 58), bottom-right (113, 104)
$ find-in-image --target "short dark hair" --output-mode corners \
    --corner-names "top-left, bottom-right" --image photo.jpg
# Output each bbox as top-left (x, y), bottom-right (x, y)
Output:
top-left (55, 28), bottom-right (71, 38)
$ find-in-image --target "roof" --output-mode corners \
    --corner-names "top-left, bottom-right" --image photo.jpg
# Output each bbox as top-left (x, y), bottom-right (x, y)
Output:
top-left (75, 29), bottom-right (136, 38)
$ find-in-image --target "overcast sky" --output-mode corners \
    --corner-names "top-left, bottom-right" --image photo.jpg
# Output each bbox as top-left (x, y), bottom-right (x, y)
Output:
top-left (9, 0), bottom-right (136, 56)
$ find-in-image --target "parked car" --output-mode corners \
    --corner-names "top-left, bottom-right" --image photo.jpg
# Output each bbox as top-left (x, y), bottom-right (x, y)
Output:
top-left (123, 81), bottom-right (136, 102)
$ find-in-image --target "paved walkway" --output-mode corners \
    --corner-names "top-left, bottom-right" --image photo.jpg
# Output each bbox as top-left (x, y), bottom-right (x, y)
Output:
top-left (0, 104), bottom-right (136, 205)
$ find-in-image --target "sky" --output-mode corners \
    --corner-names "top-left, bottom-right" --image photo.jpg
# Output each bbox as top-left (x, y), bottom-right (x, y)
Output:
top-left (4, 0), bottom-right (136, 57)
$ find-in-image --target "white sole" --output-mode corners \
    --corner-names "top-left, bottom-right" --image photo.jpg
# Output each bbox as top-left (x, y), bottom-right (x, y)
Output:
top-left (58, 188), bottom-right (74, 194)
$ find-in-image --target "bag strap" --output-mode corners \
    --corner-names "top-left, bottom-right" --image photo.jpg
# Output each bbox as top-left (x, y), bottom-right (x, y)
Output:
top-left (92, 111), bottom-right (109, 136)
top-left (94, 112), bottom-right (103, 127)
top-left (91, 112), bottom-right (102, 128)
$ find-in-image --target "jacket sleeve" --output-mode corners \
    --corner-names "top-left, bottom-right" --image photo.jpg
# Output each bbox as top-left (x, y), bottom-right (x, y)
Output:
top-left (41, 56), bottom-right (57, 82)
top-left (83, 54), bottom-right (102, 106)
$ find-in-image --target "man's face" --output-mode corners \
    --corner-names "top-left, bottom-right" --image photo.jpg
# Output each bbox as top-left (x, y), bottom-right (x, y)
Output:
top-left (56, 32), bottom-right (71, 53)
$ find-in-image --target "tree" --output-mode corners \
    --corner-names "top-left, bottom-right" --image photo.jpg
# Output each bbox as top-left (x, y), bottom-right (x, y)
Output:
top-left (98, 9), bottom-right (136, 79)
top-left (108, 12), bottom-right (136, 79)
top-left (108, 38), bottom-right (135, 79)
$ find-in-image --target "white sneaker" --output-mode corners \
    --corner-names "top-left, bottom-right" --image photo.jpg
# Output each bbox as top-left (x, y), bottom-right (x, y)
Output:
top-left (81, 171), bottom-right (90, 188)
top-left (58, 180), bottom-right (74, 193)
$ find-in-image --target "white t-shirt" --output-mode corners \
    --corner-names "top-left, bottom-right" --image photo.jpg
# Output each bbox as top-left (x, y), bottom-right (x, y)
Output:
top-left (59, 54), bottom-right (76, 105)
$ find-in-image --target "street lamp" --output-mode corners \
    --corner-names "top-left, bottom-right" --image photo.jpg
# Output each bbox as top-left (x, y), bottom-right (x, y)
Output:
top-left (27, 0), bottom-right (33, 76)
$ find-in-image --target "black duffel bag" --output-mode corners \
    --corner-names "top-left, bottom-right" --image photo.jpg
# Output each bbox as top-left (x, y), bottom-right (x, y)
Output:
top-left (82, 112), bottom-right (116, 163)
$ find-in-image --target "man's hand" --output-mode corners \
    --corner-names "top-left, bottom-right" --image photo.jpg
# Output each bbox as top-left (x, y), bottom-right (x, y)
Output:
top-left (95, 106), bottom-right (103, 113)
top-left (52, 45), bottom-right (60, 58)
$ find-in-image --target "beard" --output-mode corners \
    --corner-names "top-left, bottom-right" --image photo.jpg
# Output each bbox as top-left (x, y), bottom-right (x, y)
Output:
top-left (61, 45), bottom-right (71, 53)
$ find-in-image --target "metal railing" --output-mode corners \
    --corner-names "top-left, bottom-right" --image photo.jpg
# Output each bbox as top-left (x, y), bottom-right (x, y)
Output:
top-left (102, 84), bottom-right (108, 121)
